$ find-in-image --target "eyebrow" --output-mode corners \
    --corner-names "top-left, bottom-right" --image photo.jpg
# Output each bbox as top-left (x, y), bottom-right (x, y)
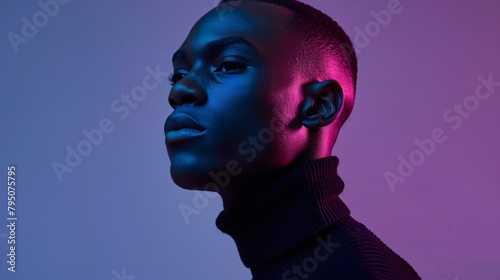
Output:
top-left (172, 36), bottom-right (256, 62)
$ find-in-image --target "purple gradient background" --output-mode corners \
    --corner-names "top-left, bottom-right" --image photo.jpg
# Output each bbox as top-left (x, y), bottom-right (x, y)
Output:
top-left (0, 0), bottom-right (499, 279)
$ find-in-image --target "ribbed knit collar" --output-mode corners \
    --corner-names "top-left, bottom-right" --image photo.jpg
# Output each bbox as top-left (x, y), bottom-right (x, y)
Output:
top-left (215, 156), bottom-right (350, 269)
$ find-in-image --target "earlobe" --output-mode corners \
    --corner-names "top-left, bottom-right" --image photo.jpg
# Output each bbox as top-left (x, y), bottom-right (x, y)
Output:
top-left (301, 80), bottom-right (343, 128)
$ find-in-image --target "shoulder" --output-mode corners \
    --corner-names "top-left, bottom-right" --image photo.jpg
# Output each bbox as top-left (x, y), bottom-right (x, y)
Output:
top-left (318, 216), bottom-right (421, 279)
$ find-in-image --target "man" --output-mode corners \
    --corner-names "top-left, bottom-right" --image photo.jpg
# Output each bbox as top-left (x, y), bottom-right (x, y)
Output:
top-left (164, 0), bottom-right (421, 279)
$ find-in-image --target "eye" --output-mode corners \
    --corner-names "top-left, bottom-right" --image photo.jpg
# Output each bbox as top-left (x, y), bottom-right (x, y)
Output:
top-left (168, 72), bottom-right (186, 86)
top-left (215, 61), bottom-right (248, 73)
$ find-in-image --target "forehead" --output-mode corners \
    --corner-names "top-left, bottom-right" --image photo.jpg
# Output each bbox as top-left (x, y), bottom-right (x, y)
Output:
top-left (177, 2), bottom-right (295, 58)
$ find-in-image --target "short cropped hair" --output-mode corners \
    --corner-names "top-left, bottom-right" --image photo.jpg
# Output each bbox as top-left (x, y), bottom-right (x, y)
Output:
top-left (218, 0), bottom-right (358, 127)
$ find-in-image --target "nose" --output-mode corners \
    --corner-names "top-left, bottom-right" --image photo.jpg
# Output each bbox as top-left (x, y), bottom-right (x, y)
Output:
top-left (168, 77), bottom-right (207, 108)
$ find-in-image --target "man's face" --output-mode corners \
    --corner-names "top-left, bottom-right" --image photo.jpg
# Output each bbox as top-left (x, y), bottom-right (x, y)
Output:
top-left (165, 2), bottom-right (309, 190)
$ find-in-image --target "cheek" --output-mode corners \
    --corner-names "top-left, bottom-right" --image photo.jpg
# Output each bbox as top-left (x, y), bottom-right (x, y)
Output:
top-left (262, 56), bottom-right (304, 120)
top-left (204, 66), bottom-right (305, 164)
top-left (209, 71), bottom-right (271, 124)
top-left (201, 80), bottom-right (263, 149)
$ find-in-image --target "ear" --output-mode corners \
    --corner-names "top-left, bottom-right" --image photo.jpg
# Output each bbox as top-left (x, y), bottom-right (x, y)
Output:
top-left (300, 80), bottom-right (343, 128)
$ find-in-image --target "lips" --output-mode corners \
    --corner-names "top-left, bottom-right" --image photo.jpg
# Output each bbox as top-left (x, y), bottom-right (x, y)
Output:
top-left (164, 113), bottom-right (206, 144)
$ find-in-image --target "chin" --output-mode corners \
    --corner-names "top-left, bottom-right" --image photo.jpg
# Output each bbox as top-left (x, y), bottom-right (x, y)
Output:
top-left (169, 166), bottom-right (205, 190)
top-left (168, 154), bottom-right (213, 190)
top-left (170, 173), bottom-right (198, 190)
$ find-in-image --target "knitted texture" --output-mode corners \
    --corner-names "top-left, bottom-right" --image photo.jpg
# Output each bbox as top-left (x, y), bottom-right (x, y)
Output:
top-left (216, 157), bottom-right (421, 279)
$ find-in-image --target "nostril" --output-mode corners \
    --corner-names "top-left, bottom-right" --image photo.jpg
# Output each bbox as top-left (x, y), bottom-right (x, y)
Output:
top-left (168, 97), bottom-right (178, 108)
top-left (181, 95), bottom-right (197, 104)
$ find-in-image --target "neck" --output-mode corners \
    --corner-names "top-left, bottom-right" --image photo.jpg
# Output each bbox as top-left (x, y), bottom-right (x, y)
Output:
top-left (215, 156), bottom-right (350, 268)
top-left (218, 154), bottom-right (316, 210)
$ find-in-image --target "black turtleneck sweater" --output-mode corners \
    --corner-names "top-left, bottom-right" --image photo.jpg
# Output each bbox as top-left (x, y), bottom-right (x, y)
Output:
top-left (216, 157), bottom-right (421, 280)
